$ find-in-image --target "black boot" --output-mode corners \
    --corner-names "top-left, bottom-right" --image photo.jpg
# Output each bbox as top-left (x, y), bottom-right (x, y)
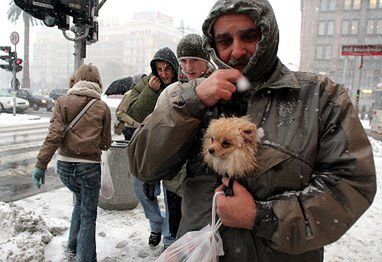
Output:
top-left (149, 232), bottom-right (162, 247)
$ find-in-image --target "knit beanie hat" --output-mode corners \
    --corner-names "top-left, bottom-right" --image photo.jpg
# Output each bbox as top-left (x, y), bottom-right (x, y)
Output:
top-left (176, 34), bottom-right (210, 62)
top-left (70, 63), bottom-right (103, 89)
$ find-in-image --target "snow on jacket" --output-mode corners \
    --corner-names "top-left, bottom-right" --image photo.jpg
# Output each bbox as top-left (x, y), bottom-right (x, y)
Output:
top-left (127, 0), bottom-right (376, 261)
top-left (36, 81), bottom-right (112, 170)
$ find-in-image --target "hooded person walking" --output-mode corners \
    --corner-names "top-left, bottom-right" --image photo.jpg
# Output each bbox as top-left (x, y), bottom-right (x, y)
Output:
top-left (121, 47), bottom-right (181, 249)
top-left (32, 64), bottom-right (112, 261)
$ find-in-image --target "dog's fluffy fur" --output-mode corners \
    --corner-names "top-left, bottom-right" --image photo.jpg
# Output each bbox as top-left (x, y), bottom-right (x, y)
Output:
top-left (202, 116), bottom-right (261, 178)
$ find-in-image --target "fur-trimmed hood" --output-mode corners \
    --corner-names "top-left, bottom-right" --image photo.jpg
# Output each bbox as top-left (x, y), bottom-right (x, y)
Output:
top-left (67, 80), bottom-right (102, 99)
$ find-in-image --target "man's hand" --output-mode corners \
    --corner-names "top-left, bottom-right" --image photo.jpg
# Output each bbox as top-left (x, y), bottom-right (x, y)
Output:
top-left (32, 167), bottom-right (46, 189)
top-left (195, 69), bottom-right (243, 106)
top-left (148, 76), bottom-right (161, 91)
top-left (215, 178), bottom-right (256, 230)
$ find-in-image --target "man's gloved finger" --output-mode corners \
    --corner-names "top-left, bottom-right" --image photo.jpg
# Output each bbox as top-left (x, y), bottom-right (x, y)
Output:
top-left (41, 174), bottom-right (45, 185)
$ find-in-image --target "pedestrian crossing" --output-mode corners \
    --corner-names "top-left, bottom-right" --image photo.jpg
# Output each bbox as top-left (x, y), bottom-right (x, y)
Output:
top-left (0, 122), bottom-right (62, 202)
top-left (0, 122), bottom-right (55, 174)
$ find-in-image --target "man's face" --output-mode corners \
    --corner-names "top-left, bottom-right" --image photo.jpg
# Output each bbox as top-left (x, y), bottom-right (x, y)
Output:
top-left (156, 61), bottom-right (174, 85)
top-left (212, 14), bottom-right (261, 72)
top-left (179, 58), bottom-right (208, 80)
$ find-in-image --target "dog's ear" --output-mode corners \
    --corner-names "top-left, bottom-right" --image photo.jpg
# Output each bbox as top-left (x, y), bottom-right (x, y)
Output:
top-left (240, 123), bottom-right (258, 143)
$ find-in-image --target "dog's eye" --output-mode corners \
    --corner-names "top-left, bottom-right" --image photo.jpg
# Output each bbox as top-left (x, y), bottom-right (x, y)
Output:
top-left (210, 137), bottom-right (214, 142)
top-left (221, 140), bottom-right (231, 148)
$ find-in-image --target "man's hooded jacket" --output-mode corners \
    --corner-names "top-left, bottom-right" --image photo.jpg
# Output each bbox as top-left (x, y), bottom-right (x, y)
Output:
top-left (127, 0), bottom-right (376, 261)
top-left (125, 47), bottom-right (178, 123)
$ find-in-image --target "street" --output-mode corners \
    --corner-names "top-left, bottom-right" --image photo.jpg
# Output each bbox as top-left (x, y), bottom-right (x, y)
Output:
top-left (0, 110), bottom-right (62, 202)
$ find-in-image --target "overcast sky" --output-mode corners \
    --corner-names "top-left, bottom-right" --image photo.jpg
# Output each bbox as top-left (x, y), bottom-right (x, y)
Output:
top-left (0, 0), bottom-right (301, 67)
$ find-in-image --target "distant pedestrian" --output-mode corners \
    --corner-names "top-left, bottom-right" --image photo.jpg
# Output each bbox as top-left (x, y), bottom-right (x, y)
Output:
top-left (360, 104), bottom-right (366, 120)
top-left (114, 73), bottom-right (145, 140)
top-left (32, 63), bottom-right (112, 261)
top-left (368, 103), bottom-right (375, 126)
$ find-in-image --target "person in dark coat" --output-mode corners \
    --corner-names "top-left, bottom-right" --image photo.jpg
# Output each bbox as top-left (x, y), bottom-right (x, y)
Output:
top-left (127, 0), bottom-right (376, 261)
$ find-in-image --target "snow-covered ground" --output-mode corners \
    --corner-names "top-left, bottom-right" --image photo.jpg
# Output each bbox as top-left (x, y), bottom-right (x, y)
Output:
top-left (0, 113), bottom-right (50, 127)
top-left (0, 113), bottom-right (381, 261)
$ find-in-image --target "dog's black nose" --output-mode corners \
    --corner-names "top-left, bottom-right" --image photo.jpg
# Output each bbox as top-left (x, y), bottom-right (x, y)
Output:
top-left (208, 148), bottom-right (215, 155)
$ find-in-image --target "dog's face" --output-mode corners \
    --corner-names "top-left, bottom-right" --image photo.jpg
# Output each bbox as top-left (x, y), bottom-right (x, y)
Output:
top-left (202, 117), bottom-right (260, 178)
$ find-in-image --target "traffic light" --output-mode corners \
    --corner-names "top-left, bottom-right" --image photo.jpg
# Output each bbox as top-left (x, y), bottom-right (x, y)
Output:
top-left (0, 46), bottom-right (11, 54)
top-left (60, 0), bottom-right (97, 26)
top-left (0, 49), bottom-right (23, 72)
top-left (14, 0), bottom-right (69, 29)
top-left (15, 58), bottom-right (23, 72)
top-left (86, 20), bottom-right (98, 44)
top-left (14, 0), bottom-right (97, 29)
top-left (0, 46), bottom-right (12, 72)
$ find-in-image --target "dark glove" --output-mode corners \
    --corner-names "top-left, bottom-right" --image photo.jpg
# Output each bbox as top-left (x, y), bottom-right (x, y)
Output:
top-left (32, 167), bottom-right (46, 189)
top-left (142, 182), bottom-right (156, 201)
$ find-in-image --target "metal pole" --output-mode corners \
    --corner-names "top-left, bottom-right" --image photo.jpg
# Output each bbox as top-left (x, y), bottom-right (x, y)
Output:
top-left (354, 56), bottom-right (364, 114)
top-left (12, 47), bottom-right (17, 116)
top-left (73, 26), bottom-right (86, 71)
top-left (342, 57), bottom-right (348, 86)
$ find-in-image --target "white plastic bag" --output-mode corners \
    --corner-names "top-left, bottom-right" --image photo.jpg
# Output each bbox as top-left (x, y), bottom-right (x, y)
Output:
top-left (156, 192), bottom-right (225, 262)
top-left (100, 150), bottom-right (114, 199)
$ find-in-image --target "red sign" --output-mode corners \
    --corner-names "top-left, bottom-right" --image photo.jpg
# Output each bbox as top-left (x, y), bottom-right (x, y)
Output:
top-left (341, 45), bottom-right (382, 56)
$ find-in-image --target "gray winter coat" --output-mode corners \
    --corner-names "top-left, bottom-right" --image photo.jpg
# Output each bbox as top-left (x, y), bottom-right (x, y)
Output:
top-left (127, 0), bottom-right (376, 261)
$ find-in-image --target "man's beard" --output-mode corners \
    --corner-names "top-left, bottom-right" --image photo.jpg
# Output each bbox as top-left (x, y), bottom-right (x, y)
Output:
top-left (228, 56), bottom-right (251, 69)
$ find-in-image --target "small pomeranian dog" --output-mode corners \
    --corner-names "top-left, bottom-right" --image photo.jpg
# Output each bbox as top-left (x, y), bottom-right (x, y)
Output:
top-left (202, 116), bottom-right (263, 195)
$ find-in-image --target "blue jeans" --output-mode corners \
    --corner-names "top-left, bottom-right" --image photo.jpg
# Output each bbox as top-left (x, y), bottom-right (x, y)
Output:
top-left (132, 176), bottom-right (175, 246)
top-left (57, 160), bottom-right (101, 262)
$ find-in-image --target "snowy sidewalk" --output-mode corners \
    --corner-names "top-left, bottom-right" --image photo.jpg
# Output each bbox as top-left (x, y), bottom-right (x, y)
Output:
top-left (0, 126), bottom-right (381, 261)
top-left (0, 139), bottom-right (380, 262)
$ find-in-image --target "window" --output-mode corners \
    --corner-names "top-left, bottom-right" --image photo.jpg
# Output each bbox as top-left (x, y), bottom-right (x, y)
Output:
top-left (344, 0), bottom-right (352, 9)
top-left (345, 0), bottom-right (362, 10)
top-left (329, 0), bottom-right (336, 10)
top-left (369, 0), bottom-right (377, 8)
top-left (315, 45), bottom-right (332, 60)
top-left (350, 20), bottom-right (359, 34)
top-left (320, 0), bottom-right (328, 11)
top-left (318, 20), bottom-right (334, 36)
top-left (342, 20), bottom-right (350, 34)
top-left (325, 45), bottom-right (332, 60)
top-left (319, 21), bottom-right (326, 36)
top-left (341, 19), bottom-right (359, 35)
top-left (367, 19), bottom-right (375, 34)
top-left (366, 19), bottom-right (382, 34)
top-left (316, 45), bottom-right (324, 59)
top-left (377, 19), bottom-right (382, 34)
top-left (320, 0), bottom-right (336, 11)
top-left (369, 0), bottom-right (382, 8)
top-left (353, 0), bottom-right (361, 9)
top-left (327, 20), bottom-right (334, 35)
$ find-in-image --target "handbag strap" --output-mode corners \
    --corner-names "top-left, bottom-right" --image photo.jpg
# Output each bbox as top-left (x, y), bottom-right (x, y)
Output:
top-left (64, 99), bottom-right (97, 134)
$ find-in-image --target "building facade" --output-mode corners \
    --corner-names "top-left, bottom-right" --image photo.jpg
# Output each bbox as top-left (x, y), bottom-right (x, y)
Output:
top-left (300, 0), bottom-right (382, 107)
top-left (31, 11), bottom-right (185, 91)
top-left (85, 11), bottom-right (183, 86)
